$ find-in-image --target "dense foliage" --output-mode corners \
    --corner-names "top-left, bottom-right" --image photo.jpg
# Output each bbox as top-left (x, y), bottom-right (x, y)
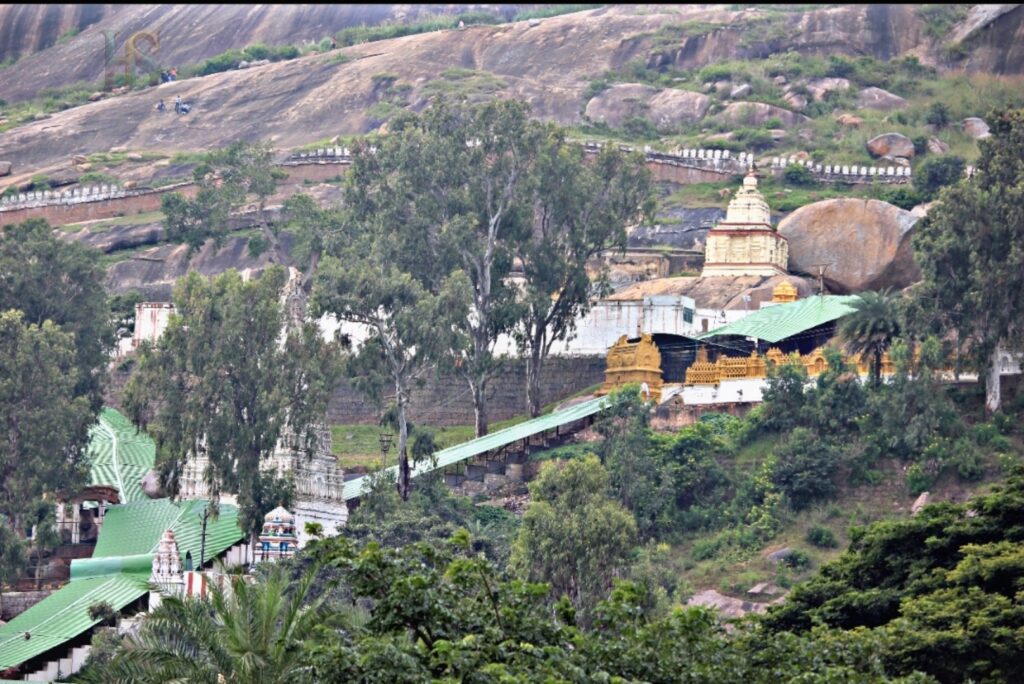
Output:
top-left (123, 267), bottom-right (343, 540)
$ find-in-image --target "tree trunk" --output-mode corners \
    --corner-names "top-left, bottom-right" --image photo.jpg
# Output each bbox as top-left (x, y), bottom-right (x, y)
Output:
top-left (986, 346), bottom-right (1002, 414)
top-left (873, 348), bottom-right (882, 386)
top-left (526, 343), bottom-right (544, 418)
top-left (396, 384), bottom-right (411, 501)
top-left (473, 380), bottom-right (488, 438)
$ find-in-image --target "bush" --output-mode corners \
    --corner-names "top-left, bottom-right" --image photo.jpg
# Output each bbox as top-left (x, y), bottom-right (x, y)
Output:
top-left (880, 186), bottom-right (922, 210)
top-left (912, 135), bottom-right (929, 156)
top-left (905, 463), bottom-right (933, 495)
top-left (805, 525), bottom-right (838, 548)
top-left (783, 548), bottom-right (812, 569)
top-left (913, 155), bottom-right (966, 201)
top-left (783, 164), bottom-right (817, 187)
top-left (826, 55), bottom-right (855, 78)
top-left (926, 101), bottom-right (950, 128)
top-left (771, 428), bottom-right (839, 511)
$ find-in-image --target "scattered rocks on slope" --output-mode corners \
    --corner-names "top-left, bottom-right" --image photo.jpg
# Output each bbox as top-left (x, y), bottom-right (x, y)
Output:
top-left (805, 77), bottom-right (850, 101)
top-left (836, 113), bottom-right (863, 127)
top-left (687, 589), bottom-right (777, 618)
top-left (857, 86), bottom-right (907, 110)
top-left (646, 89), bottom-right (711, 128)
top-left (719, 101), bottom-right (809, 127)
top-left (962, 117), bottom-right (991, 139)
top-left (783, 91), bottom-right (808, 112)
top-left (927, 137), bottom-right (950, 154)
top-left (766, 547), bottom-right (794, 563)
top-left (867, 132), bottom-right (915, 159)
top-left (911, 491), bottom-right (931, 515)
top-left (729, 83), bottom-right (752, 99)
top-left (778, 198), bottom-right (922, 292)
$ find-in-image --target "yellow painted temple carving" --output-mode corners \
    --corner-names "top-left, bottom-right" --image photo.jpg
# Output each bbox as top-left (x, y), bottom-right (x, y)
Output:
top-left (597, 334), bottom-right (664, 402)
top-left (683, 346), bottom-right (894, 386)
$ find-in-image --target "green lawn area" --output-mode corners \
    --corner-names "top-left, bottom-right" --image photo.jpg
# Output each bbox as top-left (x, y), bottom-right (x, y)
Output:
top-left (330, 382), bottom-right (603, 471)
top-left (63, 210), bottom-right (165, 233)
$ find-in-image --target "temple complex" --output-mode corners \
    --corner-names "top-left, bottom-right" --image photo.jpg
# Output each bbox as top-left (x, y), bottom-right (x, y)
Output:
top-left (701, 171), bottom-right (788, 278)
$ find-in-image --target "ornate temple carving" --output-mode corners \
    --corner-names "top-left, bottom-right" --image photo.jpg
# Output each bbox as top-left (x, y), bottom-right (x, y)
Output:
top-left (701, 171), bottom-right (789, 278)
top-left (597, 334), bottom-right (664, 402)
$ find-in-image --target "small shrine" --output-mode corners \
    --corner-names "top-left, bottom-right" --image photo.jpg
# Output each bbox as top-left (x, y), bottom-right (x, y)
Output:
top-left (257, 506), bottom-right (298, 563)
top-left (701, 171), bottom-right (789, 278)
top-left (597, 333), bottom-right (664, 402)
top-left (149, 528), bottom-right (183, 610)
top-left (772, 280), bottom-right (798, 303)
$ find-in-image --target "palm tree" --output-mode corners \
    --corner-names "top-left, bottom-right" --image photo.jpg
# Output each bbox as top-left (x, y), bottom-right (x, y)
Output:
top-left (78, 563), bottom-right (322, 684)
top-left (838, 288), bottom-right (902, 385)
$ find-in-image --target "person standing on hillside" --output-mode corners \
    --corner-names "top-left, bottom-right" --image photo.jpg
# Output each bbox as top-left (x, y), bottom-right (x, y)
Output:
top-left (174, 95), bottom-right (182, 113)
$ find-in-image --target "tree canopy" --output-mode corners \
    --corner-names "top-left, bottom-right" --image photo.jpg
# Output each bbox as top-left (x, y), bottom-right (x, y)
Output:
top-left (123, 267), bottom-right (343, 540)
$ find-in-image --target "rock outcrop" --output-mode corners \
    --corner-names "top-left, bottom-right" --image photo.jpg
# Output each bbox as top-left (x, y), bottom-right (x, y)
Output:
top-left (804, 77), bottom-right (850, 101)
top-left (719, 101), bottom-right (809, 127)
top-left (857, 86), bottom-right (908, 111)
top-left (584, 84), bottom-right (710, 130)
top-left (962, 117), bottom-right (991, 139)
top-left (778, 198), bottom-right (922, 293)
top-left (867, 133), bottom-right (915, 159)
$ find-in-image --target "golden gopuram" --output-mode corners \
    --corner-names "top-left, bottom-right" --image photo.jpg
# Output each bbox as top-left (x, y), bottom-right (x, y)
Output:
top-left (598, 333), bottom-right (664, 402)
top-left (683, 345), bottom-right (894, 386)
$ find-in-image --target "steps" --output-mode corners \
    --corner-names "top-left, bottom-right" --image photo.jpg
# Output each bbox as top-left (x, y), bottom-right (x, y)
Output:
top-left (21, 644), bottom-right (90, 682)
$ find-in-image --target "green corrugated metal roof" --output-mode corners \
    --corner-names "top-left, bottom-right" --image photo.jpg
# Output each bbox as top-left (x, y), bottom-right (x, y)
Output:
top-left (93, 498), bottom-right (243, 563)
top-left (0, 574), bottom-right (149, 670)
top-left (0, 498), bottom-right (243, 672)
top-left (342, 396), bottom-right (609, 501)
top-left (87, 408), bottom-right (156, 504)
top-left (698, 295), bottom-right (861, 344)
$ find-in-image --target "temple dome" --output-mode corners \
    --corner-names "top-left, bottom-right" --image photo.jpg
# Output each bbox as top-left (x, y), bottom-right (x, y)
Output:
top-left (264, 506), bottom-right (294, 524)
top-left (723, 171), bottom-right (771, 226)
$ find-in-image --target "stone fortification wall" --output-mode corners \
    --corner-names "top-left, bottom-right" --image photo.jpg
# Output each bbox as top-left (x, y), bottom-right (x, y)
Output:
top-left (327, 356), bottom-right (606, 426)
top-left (1, 142), bottom-right (920, 228)
top-left (768, 154), bottom-right (912, 184)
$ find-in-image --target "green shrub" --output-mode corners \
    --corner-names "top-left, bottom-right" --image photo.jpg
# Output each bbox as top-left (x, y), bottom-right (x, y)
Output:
top-left (805, 526), bottom-right (838, 548)
top-left (880, 186), bottom-right (922, 210)
top-left (905, 463), bottom-right (933, 495)
top-left (783, 164), bottom-right (817, 187)
top-left (926, 101), bottom-right (951, 128)
top-left (783, 548), bottom-right (812, 569)
top-left (912, 135), bottom-right (929, 156)
top-left (913, 155), bottom-right (966, 201)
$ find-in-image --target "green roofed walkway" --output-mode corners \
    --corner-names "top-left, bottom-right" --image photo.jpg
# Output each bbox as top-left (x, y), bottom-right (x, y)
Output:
top-left (0, 498), bottom-right (243, 673)
top-left (698, 294), bottom-right (860, 344)
top-left (87, 408), bottom-right (157, 504)
top-left (342, 396), bottom-right (610, 501)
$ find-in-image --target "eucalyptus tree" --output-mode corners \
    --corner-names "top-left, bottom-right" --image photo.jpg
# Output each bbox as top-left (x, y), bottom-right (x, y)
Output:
top-left (123, 267), bottom-right (343, 540)
top-left (912, 107), bottom-right (1024, 411)
top-left (513, 132), bottom-right (654, 416)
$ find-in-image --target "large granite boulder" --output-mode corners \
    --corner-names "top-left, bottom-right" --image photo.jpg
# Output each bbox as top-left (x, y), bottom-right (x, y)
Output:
top-left (857, 86), bottom-right (907, 110)
top-left (778, 198), bottom-right (922, 292)
top-left (584, 83), bottom-right (659, 128)
top-left (646, 89), bottom-right (711, 128)
top-left (867, 132), bottom-right (914, 158)
top-left (0, 161), bottom-right (11, 177)
top-left (584, 83), bottom-right (709, 129)
top-left (720, 101), bottom-right (809, 127)
top-left (805, 77), bottom-right (850, 101)
top-left (962, 117), bottom-right (991, 139)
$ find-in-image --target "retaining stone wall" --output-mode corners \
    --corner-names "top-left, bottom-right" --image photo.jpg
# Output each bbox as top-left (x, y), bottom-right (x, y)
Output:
top-left (327, 356), bottom-right (606, 426)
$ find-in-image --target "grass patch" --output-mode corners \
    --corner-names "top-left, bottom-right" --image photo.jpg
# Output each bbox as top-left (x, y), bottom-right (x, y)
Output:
top-left (421, 68), bottom-right (507, 100)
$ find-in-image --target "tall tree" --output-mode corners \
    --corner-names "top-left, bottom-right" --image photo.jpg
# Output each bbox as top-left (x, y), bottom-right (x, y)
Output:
top-left (162, 140), bottom-right (287, 258)
top-left (123, 268), bottom-right (343, 541)
top-left (0, 218), bottom-right (111, 411)
top-left (912, 108), bottom-right (1024, 411)
top-left (344, 99), bottom-right (541, 437)
top-left (514, 135), bottom-right (654, 417)
top-left (510, 455), bottom-right (637, 625)
top-left (838, 288), bottom-right (902, 385)
top-left (0, 310), bottom-right (93, 553)
top-left (78, 563), bottom-right (323, 684)
top-left (312, 208), bottom-right (459, 500)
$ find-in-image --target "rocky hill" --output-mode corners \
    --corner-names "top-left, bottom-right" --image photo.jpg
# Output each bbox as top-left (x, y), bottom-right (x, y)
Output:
top-left (2, 4), bottom-right (1023, 177)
